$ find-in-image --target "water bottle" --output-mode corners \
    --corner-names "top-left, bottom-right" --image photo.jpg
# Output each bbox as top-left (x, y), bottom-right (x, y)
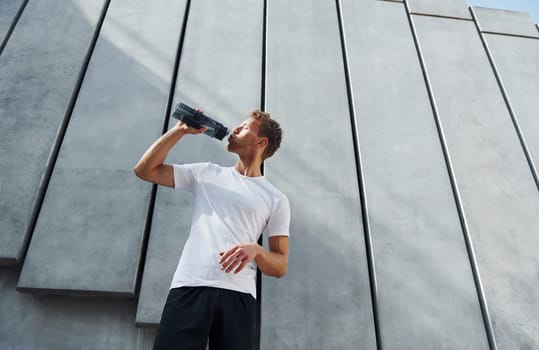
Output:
top-left (171, 103), bottom-right (229, 140)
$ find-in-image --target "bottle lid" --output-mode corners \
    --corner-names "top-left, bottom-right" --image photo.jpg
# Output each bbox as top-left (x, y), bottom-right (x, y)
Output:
top-left (215, 127), bottom-right (229, 140)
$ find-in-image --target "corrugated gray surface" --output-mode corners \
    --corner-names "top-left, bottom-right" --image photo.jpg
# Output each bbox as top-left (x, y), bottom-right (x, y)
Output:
top-left (17, 0), bottom-right (186, 296)
top-left (261, 0), bottom-right (377, 348)
top-left (473, 7), bottom-right (539, 37)
top-left (136, 0), bottom-right (263, 325)
top-left (0, 1), bottom-right (538, 349)
top-left (0, 0), bottom-right (24, 48)
top-left (414, 15), bottom-right (539, 350)
top-left (406, 0), bottom-right (471, 19)
top-left (0, 0), bottom-right (105, 265)
top-left (343, 1), bottom-right (489, 349)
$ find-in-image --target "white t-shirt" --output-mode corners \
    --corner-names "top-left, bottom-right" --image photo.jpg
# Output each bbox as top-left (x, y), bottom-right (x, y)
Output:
top-left (169, 162), bottom-right (290, 298)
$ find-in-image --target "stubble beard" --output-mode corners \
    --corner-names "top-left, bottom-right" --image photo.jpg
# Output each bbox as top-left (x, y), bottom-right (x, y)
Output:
top-left (226, 138), bottom-right (239, 154)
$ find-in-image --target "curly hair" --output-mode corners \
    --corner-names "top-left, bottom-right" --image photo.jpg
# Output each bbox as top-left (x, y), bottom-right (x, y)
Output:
top-left (250, 110), bottom-right (282, 160)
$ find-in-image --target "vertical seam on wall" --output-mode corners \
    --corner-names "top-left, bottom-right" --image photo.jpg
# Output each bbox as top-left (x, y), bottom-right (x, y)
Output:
top-left (335, 1), bottom-right (382, 349)
top-left (19, 0), bottom-right (112, 264)
top-left (255, 1), bottom-right (268, 348)
top-left (0, 0), bottom-right (29, 57)
top-left (135, 0), bottom-right (193, 297)
top-left (470, 7), bottom-right (539, 191)
top-left (403, 2), bottom-right (497, 349)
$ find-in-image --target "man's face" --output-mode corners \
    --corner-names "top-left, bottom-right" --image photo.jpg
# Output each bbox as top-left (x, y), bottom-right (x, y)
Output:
top-left (226, 117), bottom-right (261, 155)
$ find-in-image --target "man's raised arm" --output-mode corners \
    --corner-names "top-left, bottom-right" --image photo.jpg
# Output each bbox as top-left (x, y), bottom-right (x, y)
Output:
top-left (133, 122), bottom-right (206, 187)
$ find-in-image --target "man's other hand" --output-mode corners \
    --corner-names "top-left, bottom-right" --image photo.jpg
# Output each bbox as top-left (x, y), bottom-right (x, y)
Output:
top-left (219, 243), bottom-right (260, 274)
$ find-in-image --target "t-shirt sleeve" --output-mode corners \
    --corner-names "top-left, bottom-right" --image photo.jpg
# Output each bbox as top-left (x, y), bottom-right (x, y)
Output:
top-left (264, 195), bottom-right (291, 237)
top-left (172, 162), bottom-right (209, 191)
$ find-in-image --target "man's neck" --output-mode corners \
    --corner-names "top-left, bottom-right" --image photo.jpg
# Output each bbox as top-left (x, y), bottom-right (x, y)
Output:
top-left (234, 158), bottom-right (263, 177)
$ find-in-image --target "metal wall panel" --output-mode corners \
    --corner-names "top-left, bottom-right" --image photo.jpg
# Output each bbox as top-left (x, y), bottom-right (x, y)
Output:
top-left (0, 0), bottom-right (25, 50)
top-left (482, 36), bottom-right (539, 179)
top-left (473, 7), bottom-right (539, 38)
top-left (17, 0), bottom-right (186, 296)
top-left (342, 1), bottom-right (489, 349)
top-left (406, 0), bottom-right (471, 19)
top-left (1, 1), bottom-right (538, 349)
top-left (0, 266), bottom-right (155, 350)
top-left (413, 15), bottom-right (539, 349)
top-left (0, 0), bottom-right (105, 265)
top-left (262, 0), bottom-right (376, 349)
top-left (474, 10), bottom-right (539, 187)
top-left (136, 0), bottom-right (263, 325)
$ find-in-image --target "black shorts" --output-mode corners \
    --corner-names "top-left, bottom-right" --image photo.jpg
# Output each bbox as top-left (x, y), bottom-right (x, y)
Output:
top-left (153, 286), bottom-right (256, 350)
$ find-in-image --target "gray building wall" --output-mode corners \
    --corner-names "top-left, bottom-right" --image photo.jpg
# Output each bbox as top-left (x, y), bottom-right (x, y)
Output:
top-left (0, 0), bottom-right (537, 349)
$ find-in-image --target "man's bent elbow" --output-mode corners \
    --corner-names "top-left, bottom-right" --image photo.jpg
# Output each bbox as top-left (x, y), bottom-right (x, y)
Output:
top-left (274, 264), bottom-right (287, 279)
top-left (133, 164), bottom-right (150, 181)
top-left (275, 270), bottom-right (287, 279)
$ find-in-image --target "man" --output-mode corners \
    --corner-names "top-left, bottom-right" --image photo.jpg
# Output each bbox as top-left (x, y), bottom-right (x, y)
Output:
top-left (134, 109), bottom-right (290, 350)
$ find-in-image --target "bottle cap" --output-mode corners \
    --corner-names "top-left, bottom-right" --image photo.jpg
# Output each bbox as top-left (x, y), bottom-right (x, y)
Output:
top-left (215, 127), bottom-right (229, 140)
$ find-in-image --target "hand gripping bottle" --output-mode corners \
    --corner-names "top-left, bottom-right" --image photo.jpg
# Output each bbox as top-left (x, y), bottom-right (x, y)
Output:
top-left (171, 103), bottom-right (229, 140)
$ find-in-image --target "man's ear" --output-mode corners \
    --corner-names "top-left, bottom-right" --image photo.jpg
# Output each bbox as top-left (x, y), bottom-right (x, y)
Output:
top-left (257, 137), bottom-right (268, 149)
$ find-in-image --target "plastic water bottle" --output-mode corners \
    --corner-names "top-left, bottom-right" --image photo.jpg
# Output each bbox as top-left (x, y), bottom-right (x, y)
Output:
top-left (171, 103), bottom-right (229, 140)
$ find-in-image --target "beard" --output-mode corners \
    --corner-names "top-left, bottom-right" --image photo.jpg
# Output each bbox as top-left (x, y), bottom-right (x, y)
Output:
top-left (226, 136), bottom-right (237, 153)
top-left (226, 136), bottom-right (257, 157)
